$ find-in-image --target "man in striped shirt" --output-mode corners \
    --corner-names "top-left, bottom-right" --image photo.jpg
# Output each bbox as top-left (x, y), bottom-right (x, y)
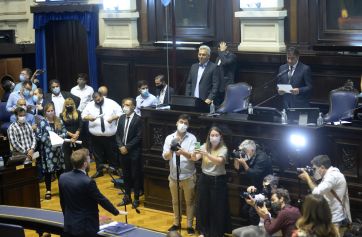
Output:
top-left (7, 107), bottom-right (36, 161)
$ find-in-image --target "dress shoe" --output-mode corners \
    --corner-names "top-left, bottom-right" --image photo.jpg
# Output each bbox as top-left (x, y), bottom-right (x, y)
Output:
top-left (91, 171), bottom-right (104, 179)
top-left (132, 200), bottom-right (140, 208)
top-left (168, 225), bottom-right (180, 231)
top-left (117, 198), bottom-right (131, 207)
top-left (187, 227), bottom-right (195, 235)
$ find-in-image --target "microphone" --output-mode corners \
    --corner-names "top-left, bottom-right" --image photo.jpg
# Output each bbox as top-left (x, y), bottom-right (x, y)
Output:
top-left (276, 68), bottom-right (289, 78)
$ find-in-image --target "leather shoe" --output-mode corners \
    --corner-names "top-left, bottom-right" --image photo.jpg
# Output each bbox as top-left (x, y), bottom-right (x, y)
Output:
top-left (117, 198), bottom-right (131, 207)
top-left (132, 200), bottom-right (140, 208)
top-left (91, 171), bottom-right (104, 179)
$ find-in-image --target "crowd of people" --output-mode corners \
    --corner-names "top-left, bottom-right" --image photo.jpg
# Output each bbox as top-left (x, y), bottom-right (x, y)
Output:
top-left (0, 42), bottom-right (355, 237)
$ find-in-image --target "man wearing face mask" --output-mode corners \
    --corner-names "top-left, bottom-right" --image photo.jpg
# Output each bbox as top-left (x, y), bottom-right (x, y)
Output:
top-left (82, 92), bottom-right (123, 178)
top-left (234, 188), bottom-right (300, 237)
top-left (10, 98), bottom-right (36, 127)
top-left (115, 98), bottom-right (143, 208)
top-left (71, 73), bottom-right (94, 112)
top-left (7, 107), bottom-right (36, 162)
top-left (44, 79), bottom-right (80, 117)
top-left (6, 80), bottom-right (34, 113)
top-left (298, 155), bottom-right (351, 236)
top-left (135, 80), bottom-right (157, 116)
top-left (13, 68), bottom-right (37, 92)
top-left (154, 74), bottom-right (175, 105)
top-left (32, 88), bottom-right (45, 116)
top-left (162, 114), bottom-right (197, 233)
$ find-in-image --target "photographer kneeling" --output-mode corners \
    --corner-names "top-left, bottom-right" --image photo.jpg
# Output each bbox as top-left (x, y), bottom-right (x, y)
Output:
top-left (298, 155), bottom-right (351, 237)
top-left (233, 140), bottom-right (273, 225)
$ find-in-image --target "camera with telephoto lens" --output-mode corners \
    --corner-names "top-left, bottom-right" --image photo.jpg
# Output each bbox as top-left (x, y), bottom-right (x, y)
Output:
top-left (241, 191), bottom-right (271, 208)
top-left (230, 148), bottom-right (246, 159)
top-left (296, 166), bottom-right (314, 176)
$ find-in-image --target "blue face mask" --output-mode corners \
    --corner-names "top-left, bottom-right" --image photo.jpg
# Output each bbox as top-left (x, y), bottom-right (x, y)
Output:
top-left (23, 89), bottom-right (31, 97)
top-left (52, 87), bottom-right (60, 95)
top-left (141, 88), bottom-right (149, 97)
top-left (32, 95), bottom-right (38, 103)
top-left (19, 74), bottom-right (26, 82)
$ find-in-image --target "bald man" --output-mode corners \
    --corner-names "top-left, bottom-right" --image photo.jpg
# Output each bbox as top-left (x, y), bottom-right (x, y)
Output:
top-left (98, 86), bottom-right (108, 97)
top-left (10, 98), bottom-right (36, 127)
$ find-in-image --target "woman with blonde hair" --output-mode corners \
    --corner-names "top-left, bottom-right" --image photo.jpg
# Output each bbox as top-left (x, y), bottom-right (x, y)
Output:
top-left (292, 194), bottom-right (339, 237)
top-left (60, 98), bottom-right (83, 171)
top-left (192, 126), bottom-right (229, 237)
top-left (36, 102), bottom-right (67, 200)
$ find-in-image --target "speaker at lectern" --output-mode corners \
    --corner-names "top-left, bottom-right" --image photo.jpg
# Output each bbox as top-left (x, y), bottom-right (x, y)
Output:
top-left (170, 95), bottom-right (209, 113)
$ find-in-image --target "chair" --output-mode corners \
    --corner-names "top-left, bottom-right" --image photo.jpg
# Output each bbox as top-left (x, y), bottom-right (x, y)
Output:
top-left (0, 102), bottom-right (12, 134)
top-left (217, 82), bottom-right (252, 113)
top-left (324, 89), bottom-right (358, 123)
top-left (0, 223), bottom-right (25, 237)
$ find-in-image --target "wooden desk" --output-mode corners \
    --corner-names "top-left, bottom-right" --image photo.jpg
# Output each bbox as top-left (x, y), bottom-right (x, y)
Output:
top-left (0, 165), bottom-right (40, 208)
top-left (141, 108), bottom-right (362, 228)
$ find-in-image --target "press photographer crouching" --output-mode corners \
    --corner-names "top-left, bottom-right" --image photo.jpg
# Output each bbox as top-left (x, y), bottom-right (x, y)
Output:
top-left (298, 154), bottom-right (351, 237)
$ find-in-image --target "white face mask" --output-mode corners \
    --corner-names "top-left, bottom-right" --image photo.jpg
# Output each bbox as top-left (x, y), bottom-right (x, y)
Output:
top-left (210, 136), bottom-right (220, 146)
top-left (123, 106), bottom-right (131, 115)
top-left (18, 116), bottom-right (26, 123)
top-left (177, 123), bottom-right (188, 133)
top-left (313, 168), bottom-right (322, 181)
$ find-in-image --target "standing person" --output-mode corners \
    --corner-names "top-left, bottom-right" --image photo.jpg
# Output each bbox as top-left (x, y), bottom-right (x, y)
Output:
top-left (6, 80), bottom-right (34, 112)
top-left (82, 92), bottom-right (122, 178)
top-left (32, 88), bottom-right (46, 116)
top-left (98, 86), bottom-right (108, 97)
top-left (215, 41), bottom-right (237, 105)
top-left (154, 74), bottom-right (175, 105)
top-left (70, 73), bottom-right (94, 112)
top-left (162, 114), bottom-right (197, 235)
top-left (13, 68), bottom-right (37, 92)
top-left (60, 98), bottom-right (83, 171)
top-left (292, 194), bottom-right (339, 237)
top-left (192, 126), bottom-right (229, 237)
top-left (185, 45), bottom-right (220, 105)
top-left (59, 148), bottom-right (124, 237)
top-left (36, 103), bottom-right (67, 200)
top-left (9, 98), bottom-right (36, 127)
top-left (116, 98), bottom-right (142, 208)
top-left (298, 154), bottom-right (351, 236)
top-left (277, 47), bottom-right (312, 109)
top-left (44, 79), bottom-right (80, 116)
top-left (135, 80), bottom-right (157, 116)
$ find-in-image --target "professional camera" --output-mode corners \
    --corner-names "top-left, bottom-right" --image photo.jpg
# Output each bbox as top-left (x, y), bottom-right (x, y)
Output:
top-left (170, 142), bottom-right (181, 152)
top-left (296, 166), bottom-right (314, 176)
top-left (230, 149), bottom-right (246, 159)
top-left (241, 191), bottom-right (271, 208)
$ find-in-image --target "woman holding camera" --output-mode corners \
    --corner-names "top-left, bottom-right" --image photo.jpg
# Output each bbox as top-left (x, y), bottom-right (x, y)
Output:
top-left (192, 126), bottom-right (229, 237)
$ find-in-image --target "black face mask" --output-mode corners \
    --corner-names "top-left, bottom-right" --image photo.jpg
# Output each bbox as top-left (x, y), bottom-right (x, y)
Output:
top-left (95, 100), bottom-right (104, 106)
top-left (66, 106), bottom-right (73, 112)
top-left (156, 84), bottom-right (165, 90)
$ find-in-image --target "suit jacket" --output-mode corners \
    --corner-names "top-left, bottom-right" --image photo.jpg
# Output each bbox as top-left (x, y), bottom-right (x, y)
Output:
top-left (44, 91), bottom-right (81, 108)
top-left (155, 86), bottom-right (175, 105)
top-left (215, 51), bottom-right (237, 93)
top-left (59, 169), bottom-right (119, 236)
top-left (116, 113), bottom-right (142, 160)
top-left (185, 61), bottom-right (220, 101)
top-left (277, 62), bottom-right (312, 108)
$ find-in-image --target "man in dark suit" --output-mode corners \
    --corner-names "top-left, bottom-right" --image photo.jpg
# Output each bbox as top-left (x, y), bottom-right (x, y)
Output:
top-left (185, 45), bottom-right (220, 105)
top-left (154, 74), bottom-right (175, 105)
top-left (59, 148), bottom-right (124, 237)
top-left (215, 41), bottom-right (237, 105)
top-left (277, 47), bottom-right (313, 109)
top-left (116, 97), bottom-right (143, 208)
top-left (44, 79), bottom-right (80, 116)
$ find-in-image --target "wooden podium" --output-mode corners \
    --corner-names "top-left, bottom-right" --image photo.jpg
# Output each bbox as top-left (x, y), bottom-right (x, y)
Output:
top-left (0, 165), bottom-right (40, 208)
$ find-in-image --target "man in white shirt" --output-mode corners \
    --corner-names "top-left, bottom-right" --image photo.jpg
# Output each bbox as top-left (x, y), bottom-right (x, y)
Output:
top-left (135, 80), bottom-right (157, 116)
top-left (82, 92), bottom-right (123, 178)
top-left (70, 73), bottom-right (94, 112)
top-left (299, 154), bottom-right (351, 236)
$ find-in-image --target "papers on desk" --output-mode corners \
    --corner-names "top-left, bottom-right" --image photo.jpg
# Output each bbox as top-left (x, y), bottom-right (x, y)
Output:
top-left (99, 221), bottom-right (136, 235)
top-left (277, 84), bottom-right (293, 93)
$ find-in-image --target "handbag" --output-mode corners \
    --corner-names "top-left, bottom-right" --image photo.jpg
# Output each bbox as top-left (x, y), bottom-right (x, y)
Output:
top-left (330, 189), bottom-right (352, 228)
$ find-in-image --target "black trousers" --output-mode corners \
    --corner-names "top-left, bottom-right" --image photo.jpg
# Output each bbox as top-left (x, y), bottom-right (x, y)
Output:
top-left (62, 142), bottom-right (82, 172)
top-left (91, 135), bottom-right (118, 172)
top-left (196, 173), bottom-right (229, 237)
top-left (120, 151), bottom-right (141, 200)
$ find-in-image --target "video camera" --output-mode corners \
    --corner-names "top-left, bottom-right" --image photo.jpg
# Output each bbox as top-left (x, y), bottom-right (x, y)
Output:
top-left (241, 191), bottom-right (271, 208)
top-left (296, 166), bottom-right (314, 176)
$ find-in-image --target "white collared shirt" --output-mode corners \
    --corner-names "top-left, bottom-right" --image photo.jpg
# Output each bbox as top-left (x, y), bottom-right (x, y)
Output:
top-left (123, 112), bottom-right (135, 145)
top-left (312, 166), bottom-right (351, 223)
top-left (162, 131), bottom-right (196, 180)
top-left (159, 85), bottom-right (168, 104)
top-left (81, 97), bottom-right (123, 136)
top-left (52, 93), bottom-right (65, 116)
top-left (194, 61), bottom-right (208, 98)
top-left (71, 85), bottom-right (94, 112)
top-left (289, 61), bottom-right (298, 77)
top-left (135, 93), bottom-right (157, 116)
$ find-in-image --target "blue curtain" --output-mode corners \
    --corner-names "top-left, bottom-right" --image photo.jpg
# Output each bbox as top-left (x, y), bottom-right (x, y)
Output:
top-left (33, 11), bottom-right (98, 92)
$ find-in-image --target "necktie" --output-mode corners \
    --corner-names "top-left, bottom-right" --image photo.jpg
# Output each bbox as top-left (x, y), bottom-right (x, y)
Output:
top-left (123, 117), bottom-right (130, 144)
top-left (288, 66), bottom-right (293, 83)
top-left (99, 105), bottom-right (105, 133)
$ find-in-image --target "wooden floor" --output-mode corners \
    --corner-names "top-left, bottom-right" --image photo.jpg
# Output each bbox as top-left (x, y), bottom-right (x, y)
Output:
top-left (25, 162), bottom-right (196, 237)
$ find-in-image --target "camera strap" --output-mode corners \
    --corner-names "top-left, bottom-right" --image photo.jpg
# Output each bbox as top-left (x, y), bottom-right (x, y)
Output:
top-left (331, 189), bottom-right (350, 222)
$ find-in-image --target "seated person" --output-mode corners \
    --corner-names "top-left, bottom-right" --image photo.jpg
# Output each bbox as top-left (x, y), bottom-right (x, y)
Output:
top-left (135, 80), bottom-right (157, 116)
top-left (10, 98), bottom-right (35, 128)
